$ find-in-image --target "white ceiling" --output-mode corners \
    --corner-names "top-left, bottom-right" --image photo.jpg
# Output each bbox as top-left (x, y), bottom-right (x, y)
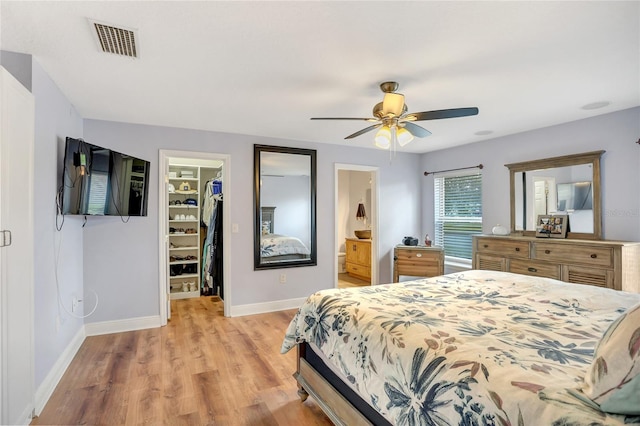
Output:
top-left (2, 1), bottom-right (638, 153)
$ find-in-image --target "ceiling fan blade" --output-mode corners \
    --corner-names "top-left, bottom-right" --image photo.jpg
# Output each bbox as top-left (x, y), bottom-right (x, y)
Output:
top-left (345, 124), bottom-right (382, 139)
top-left (403, 122), bottom-right (432, 138)
top-left (405, 107), bottom-right (479, 122)
top-left (310, 117), bottom-right (376, 121)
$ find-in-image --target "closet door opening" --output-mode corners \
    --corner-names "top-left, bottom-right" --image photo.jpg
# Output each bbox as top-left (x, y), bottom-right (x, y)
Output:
top-left (158, 150), bottom-right (230, 323)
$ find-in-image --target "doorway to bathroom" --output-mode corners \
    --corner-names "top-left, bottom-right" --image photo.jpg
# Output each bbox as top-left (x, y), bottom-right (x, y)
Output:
top-left (335, 164), bottom-right (379, 288)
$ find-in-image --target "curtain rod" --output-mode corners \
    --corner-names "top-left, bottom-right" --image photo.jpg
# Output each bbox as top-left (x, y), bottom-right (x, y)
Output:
top-left (423, 164), bottom-right (483, 176)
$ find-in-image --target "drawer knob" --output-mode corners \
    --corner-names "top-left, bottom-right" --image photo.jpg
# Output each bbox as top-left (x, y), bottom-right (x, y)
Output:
top-left (544, 250), bottom-right (551, 254)
top-left (483, 244), bottom-right (489, 248)
top-left (528, 267), bottom-right (537, 273)
top-left (416, 253), bottom-right (422, 258)
top-left (515, 247), bottom-right (520, 252)
top-left (590, 254), bottom-right (597, 259)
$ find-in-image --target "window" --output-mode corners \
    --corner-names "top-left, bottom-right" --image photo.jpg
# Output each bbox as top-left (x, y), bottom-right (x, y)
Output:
top-left (434, 172), bottom-right (482, 260)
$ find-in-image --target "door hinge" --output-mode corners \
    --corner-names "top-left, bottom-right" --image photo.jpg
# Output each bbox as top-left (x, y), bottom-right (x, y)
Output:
top-left (0, 230), bottom-right (12, 247)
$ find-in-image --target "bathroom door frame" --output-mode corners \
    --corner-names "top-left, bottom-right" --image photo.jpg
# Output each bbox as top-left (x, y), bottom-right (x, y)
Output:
top-left (334, 163), bottom-right (379, 287)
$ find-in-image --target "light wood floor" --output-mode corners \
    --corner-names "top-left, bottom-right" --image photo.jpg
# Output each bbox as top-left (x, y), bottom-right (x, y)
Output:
top-left (337, 272), bottom-right (370, 288)
top-left (31, 297), bottom-right (332, 426)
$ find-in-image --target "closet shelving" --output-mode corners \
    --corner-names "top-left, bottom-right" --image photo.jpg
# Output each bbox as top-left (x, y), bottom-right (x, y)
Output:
top-left (168, 165), bottom-right (201, 299)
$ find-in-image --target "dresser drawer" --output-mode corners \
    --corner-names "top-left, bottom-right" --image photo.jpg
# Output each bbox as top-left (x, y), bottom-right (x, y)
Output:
top-left (475, 254), bottom-right (506, 272)
top-left (563, 265), bottom-right (614, 289)
top-left (509, 259), bottom-right (561, 280)
top-left (476, 238), bottom-right (530, 259)
top-left (533, 242), bottom-right (613, 267)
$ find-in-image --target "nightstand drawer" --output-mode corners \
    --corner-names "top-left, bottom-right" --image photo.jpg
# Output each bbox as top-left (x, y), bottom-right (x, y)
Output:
top-left (395, 248), bottom-right (436, 263)
top-left (476, 238), bottom-right (530, 259)
top-left (395, 260), bottom-right (441, 277)
top-left (509, 259), bottom-right (561, 280)
top-left (533, 242), bottom-right (613, 267)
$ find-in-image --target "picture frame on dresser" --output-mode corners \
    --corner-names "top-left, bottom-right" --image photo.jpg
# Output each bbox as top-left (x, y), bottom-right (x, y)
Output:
top-left (535, 214), bottom-right (568, 239)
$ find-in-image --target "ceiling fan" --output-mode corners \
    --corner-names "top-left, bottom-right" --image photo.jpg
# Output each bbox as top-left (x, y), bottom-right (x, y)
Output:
top-left (311, 81), bottom-right (479, 149)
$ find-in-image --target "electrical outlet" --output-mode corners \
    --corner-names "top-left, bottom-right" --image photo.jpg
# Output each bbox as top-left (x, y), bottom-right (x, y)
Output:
top-left (72, 297), bottom-right (79, 313)
top-left (280, 273), bottom-right (287, 284)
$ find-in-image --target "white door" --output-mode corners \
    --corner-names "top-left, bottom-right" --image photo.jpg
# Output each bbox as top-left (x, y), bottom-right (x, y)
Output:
top-left (0, 67), bottom-right (35, 424)
top-left (532, 177), bottom-right (557, 229)
top-left (533, 180), bottom-right (547, 218)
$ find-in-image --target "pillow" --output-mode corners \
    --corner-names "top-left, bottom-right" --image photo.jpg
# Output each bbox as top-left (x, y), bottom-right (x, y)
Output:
top-left (580, 301), bottom-right (640, 415)
top-left (261, 221), bottom-right (271, 235)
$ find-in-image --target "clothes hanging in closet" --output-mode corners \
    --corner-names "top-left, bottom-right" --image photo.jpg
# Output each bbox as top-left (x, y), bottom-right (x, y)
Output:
top-left (201, 178), bottom-right (223, 297)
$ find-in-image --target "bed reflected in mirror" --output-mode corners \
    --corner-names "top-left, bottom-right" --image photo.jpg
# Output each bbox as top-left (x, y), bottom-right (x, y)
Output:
top-left (254, 145), bottom-right (317, 269)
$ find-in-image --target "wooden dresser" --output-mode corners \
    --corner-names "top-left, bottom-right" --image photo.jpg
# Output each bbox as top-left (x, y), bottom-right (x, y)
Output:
top-left (393, 245), bottom-right (444, 283)
top-left (472, 235), bottom-right (640, 292)
top-left (345, 238), bottom-right (371, 282)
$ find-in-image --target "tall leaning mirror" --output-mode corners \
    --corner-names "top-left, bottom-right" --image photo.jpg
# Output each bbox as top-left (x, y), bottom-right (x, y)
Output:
top-left (505, 150), bottom-right (604, 240)
top-left (254, 145), bottom-right (317, 269)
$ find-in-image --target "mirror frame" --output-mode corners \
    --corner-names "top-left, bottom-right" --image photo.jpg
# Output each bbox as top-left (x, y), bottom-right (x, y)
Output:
top-left (505, 150), bottom-right (605, 240)
top-left (253, 144), bottom-right (317, 269)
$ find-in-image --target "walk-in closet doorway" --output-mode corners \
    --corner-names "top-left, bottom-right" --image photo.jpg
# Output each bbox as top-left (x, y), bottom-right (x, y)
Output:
top-left (158, 150), bottom-right (231, 324)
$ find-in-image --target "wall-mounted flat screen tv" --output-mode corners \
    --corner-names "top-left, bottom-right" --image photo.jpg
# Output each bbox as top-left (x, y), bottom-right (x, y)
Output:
top-left (557, 181), bottom-right (592, 211)
top-left (61, 137), bottom-right (150, 216)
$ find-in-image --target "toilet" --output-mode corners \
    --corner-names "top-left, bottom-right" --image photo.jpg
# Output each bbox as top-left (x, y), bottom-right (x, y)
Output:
top-left (338, 252), bottom-right (346, 273)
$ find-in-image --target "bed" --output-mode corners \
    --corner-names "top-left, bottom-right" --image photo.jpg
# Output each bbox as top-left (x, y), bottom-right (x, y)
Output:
top-left (281, 270), bottom-right (640, 425)
top-left (260, 206), bottom-right (310, 261)
top-left (260, 233), bottom-right (310, 260)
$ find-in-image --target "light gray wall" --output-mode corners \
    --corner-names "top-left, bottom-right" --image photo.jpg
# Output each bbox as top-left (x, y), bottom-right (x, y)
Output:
top-left (421, 107), bottom-right (640, 242)
top-left (82, 120), bottom-right (422, 321)
top-left (30, 59), bottom-right (84, 388)
top-left (0, 50), bottom-right (32, 91)
top-left (261, 175), bottom-right (311, 246)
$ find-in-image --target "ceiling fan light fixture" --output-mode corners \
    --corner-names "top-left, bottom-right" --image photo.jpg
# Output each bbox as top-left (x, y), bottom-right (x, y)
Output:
top-left (396, 127), bottom-right (414, 146)
top-left (374, 126), bottom-right (391, 149)
top-left (382, 93), bottom-right (405, 116)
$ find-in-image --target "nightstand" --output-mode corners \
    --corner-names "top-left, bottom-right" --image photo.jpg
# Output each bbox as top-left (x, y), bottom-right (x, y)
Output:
top-left (393, 245), bottom-right (444, 282)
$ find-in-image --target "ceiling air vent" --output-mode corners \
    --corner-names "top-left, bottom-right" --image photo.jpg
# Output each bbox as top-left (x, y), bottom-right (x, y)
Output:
top-left (89, 19), bottom-right (138, 58)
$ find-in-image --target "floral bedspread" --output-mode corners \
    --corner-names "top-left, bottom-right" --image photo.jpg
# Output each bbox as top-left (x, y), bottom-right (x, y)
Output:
top-left (281, 270), bottom-right (640, 425)
top-left (261, 234), bottom-right (310, 257)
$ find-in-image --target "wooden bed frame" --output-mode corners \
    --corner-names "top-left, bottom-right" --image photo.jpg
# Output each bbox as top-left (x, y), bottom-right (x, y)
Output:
top-left (294, 342), bottom-right (390, 426)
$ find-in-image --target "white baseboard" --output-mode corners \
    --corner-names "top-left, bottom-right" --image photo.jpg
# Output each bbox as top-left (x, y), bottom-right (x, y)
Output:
top-left (34, 327), bottom-right (85, 416)
top-left (84, 315), bottom-right (162, 336)
top-left (230, 297), bottom-right (307, 317)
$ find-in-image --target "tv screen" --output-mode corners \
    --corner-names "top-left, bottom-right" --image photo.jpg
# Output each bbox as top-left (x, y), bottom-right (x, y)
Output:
top-left (61, 137), bottom-right (150, 216)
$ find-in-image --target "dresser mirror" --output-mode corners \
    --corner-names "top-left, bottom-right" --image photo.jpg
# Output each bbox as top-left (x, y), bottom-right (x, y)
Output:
top-left (505, 150), bottom-right (604, 240)
top-left (254, 145), bottom-right (317, 269)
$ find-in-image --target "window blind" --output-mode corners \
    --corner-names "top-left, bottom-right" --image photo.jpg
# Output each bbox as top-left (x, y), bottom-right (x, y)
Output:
top-left (434, 173), bottom-right (483, 260)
